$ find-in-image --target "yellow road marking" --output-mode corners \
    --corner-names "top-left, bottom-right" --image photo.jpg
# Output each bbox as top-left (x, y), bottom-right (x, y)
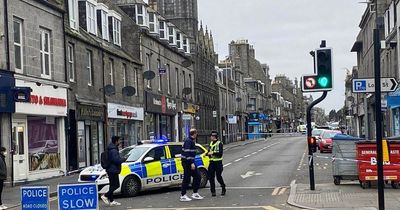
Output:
top-left (271, 187), bottom-right (280, 195)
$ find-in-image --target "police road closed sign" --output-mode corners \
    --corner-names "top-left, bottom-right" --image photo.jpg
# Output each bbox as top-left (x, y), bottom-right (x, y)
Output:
top-left (21, 186), bottom-right (49, 210)
top-left (58, 183), bottom-right (98, 210)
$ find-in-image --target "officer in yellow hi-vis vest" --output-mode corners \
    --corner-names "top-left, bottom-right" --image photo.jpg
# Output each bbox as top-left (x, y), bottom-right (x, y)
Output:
top-left (208, 131), bottom-right (226, 197)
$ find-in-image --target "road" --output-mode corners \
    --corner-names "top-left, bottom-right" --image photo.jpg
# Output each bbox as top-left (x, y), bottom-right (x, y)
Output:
top-left (47, 135), bottom-right (310, 210)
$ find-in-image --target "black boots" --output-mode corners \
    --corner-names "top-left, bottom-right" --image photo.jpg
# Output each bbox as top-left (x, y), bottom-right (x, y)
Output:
top-left (221, 187), bottom-right (226, 196)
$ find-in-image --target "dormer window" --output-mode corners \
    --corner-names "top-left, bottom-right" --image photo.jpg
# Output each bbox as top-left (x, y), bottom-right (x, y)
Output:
top-left (185, 38), bottom-right (190, 54)
top-left (135, 4), bottom-right (148, 27)
top-left (86, 0), bottom-right (97, 35)
top-left (96, 4), bottom-right (109, 41)
top-left (108, 11), bottom-right (121, 46)
top-left (68, 0), bottom-right (79, 30)
top-left (176, 31), bottom-right (183, 50)
top-left (168, 25), bottom-right (176, 46)
top-left (159, 21), bottom-right (167, 40)
top-left (148, 13), bottom-right (158, 34)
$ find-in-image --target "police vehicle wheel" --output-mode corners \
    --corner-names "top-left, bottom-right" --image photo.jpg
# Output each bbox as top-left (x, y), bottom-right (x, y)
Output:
top-left (199, 168), bottom-right (208, 188)
top-left (122, 176), bottom-right (141, 197)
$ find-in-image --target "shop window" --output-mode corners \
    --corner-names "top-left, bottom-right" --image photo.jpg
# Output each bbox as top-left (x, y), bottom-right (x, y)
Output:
top-left (28, 116), bottom-right (60, 171)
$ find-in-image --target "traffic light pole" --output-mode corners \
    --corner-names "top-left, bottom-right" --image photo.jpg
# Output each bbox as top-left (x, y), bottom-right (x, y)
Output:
top-left (306, 91), bottom-right (327, 191)
top-left (373, 27), bottom-right (385, 210)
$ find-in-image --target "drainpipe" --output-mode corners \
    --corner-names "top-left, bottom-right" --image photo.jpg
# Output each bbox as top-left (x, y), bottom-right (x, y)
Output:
top-left (4, 0), bottom-right (10, 70)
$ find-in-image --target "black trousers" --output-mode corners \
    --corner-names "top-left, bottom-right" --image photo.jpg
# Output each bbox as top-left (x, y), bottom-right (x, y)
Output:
top-left (105, 173), bottom-right (120, 202)
top-left (208, 161), bottom-right (225, 193)
top-left (181, 160), bottom-right (200, 196)
top-left (0, 179), bottom-right (3, 205)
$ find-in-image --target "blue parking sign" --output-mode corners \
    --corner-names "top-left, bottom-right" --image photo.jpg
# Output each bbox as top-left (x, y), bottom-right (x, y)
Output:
top-left (354, 80), bottom-right (366, 91)
top-left (58, 183), bottom-right (98, 210)
top-left (21, 186), bottom-right (49, 210)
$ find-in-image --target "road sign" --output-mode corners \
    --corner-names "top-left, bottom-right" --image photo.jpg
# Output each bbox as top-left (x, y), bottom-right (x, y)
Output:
top-left (352, 78), bottom-right (398, 93)
top-left (58, 183), bottom-right (98, 210)
top-left (159, 67), bottom-right (166, 75)
top-left (21, 186), bottom-right (49, 210)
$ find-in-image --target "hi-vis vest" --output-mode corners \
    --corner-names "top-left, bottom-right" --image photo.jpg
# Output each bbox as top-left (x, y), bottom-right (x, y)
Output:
top-left (209, 140), bottom-right (223, 161)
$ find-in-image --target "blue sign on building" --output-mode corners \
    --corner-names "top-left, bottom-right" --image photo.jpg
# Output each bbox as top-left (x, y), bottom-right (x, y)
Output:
top-left (354, 80), bottom-right (366, 91)
top-left (21, 186), bottom-right (49, 210)
top-left (58, 183), bottom-right (98, 210)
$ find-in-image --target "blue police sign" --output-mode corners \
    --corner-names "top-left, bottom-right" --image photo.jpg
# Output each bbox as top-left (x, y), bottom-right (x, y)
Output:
top-left (58, 183), bottom-right (98, 210)
top-left (21, 186), bottom-right (49, 210)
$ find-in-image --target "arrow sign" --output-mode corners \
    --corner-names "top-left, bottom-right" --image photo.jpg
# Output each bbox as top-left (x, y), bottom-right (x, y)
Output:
top-left (240, 171), bottom-right (262, 179)
top-left (352, 78), bottom-right (398, 93)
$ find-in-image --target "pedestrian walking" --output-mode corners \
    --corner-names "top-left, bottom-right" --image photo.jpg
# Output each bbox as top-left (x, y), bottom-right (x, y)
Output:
top-left (0, 147), bottom-right (7, 210)
top-left (101, 136), bottom-right (125, 206)
top-left (207, 131), bottom-right (226, 197)
top-left (180, 129), bottom-right (204, 202)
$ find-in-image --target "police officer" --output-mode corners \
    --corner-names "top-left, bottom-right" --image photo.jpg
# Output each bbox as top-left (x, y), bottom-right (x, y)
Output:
top-left (180, 129), bottom-right (204, 202)
top-left (208, 131), bottom-right (226, 196)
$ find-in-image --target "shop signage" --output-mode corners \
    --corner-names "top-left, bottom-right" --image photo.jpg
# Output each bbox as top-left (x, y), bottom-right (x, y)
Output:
top-left (77, 104), bottom-right (105, 121)
top-left (58, 183), bottom-right (98, 210)
top-left (15, 80), bottom-right (67, 116)
top-left (146, 92), bottom-right (177, 115)
top-left (182, 114), bottom-right (192, 120)
top-left (183, 102), bottom-right (199, 114)
top-left (107, 103), bottom-right (144, 120)
top-left (21, 186), bottom-right (49, 210)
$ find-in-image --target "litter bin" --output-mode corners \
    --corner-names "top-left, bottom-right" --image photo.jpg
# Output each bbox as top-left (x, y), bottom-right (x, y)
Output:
top-left (332, 134), bottom-right (362, 185)
top-left (356, 140), bottom-right (400, 189)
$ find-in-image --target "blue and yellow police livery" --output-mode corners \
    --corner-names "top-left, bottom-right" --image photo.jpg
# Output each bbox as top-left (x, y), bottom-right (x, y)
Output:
top-left (78, 141), bottom-right (210, 197)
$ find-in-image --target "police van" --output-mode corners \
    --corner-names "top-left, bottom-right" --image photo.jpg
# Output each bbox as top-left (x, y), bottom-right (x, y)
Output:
top-left (78, 140), bottom-right (210, 197)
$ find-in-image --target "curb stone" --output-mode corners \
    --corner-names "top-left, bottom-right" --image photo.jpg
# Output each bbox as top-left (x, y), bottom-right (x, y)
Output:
top-left (287, 181), bottom-right (314, 210)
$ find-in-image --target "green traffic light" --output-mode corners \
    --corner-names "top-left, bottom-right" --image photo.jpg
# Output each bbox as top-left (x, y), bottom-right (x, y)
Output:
top-left (318, 77), bottom-right (329, 87)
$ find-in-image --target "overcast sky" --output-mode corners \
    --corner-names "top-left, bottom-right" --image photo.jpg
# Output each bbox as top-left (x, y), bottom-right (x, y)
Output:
top-left (198, 0), bottom-right (367, 113)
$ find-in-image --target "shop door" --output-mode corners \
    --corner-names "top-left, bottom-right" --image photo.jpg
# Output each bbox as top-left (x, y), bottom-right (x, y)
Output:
top-left (85, 125), bottom-right (91, 166)
top-left (12, 122), bottom-right (28, 181)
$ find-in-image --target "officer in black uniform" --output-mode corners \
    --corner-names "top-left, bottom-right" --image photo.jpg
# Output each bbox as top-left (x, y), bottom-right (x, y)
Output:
top-left (208, 131), bottom-right (226, 196)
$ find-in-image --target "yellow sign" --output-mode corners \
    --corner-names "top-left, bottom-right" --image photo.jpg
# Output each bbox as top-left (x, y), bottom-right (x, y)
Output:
top-left (383, 140), bottom-right (390, 162)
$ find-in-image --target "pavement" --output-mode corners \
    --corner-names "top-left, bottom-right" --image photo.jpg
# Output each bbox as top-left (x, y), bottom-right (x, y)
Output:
top-left (287, 147), bottom-right (400, 210)
top-left (3, 137), bottom-right (271, 209)
top-left (288, 181), bottom-right (400, 210)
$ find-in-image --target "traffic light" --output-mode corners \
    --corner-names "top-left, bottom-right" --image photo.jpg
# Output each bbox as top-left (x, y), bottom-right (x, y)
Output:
top-left (308, 136), bottom-right (318, 153)
top-left (302, 48), bottom-right (333, 92)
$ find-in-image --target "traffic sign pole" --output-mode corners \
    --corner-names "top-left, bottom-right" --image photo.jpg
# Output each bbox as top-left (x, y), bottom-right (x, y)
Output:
top-left (373, 28), bottom-right (385, 210)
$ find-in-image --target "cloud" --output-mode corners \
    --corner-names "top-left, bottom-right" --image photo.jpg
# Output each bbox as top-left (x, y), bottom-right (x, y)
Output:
top-left (199, 0), bottom-right (366, 113)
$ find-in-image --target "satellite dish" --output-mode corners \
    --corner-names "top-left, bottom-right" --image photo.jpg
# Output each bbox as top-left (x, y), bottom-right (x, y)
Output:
top-left (143, 71), bottom-right (156, 80)
top-left (181, 59), bottom-right (192, 68)
top-left (104, 85), bottom-right (116, 96)
top-left (182, 87), bottom-right (192, 95)
top-left (122, 86), bottom-right (136, 97)
top-left (236, 97), bottom-right (242, 102)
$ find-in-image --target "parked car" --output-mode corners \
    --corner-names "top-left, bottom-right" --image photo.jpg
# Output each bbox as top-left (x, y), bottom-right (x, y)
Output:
top-left (312, 129), bottom-right (326, 149)
top-left (319, 130), bottom-right (341, 153)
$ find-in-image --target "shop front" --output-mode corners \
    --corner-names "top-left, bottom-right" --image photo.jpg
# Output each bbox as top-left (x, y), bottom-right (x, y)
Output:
top-left (76, 104), bottom-right (105, 168)
top-left (12, 80), bottom-right (67, 182)
top-left (107, 103), bottom-right (143, 148)
top-left (388, 89), bottom-right (400, 136)
top-left (145, 92), bottom-right (177, 141)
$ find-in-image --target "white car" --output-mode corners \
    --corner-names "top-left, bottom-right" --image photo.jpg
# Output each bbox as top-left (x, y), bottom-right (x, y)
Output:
top-left (78, 141), bottom-right (210, 197)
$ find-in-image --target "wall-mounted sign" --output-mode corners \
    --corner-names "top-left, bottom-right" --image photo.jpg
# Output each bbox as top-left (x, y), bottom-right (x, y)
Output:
top-left (159, 68), bottom-right (166, 75)
top-left (146, 92), bottom-right (177, 115)
top-left (107, 103), bottom-right (144, 120)
top-left (77, 104), bottom-right (105, 121)
top-left (15, 80), bottom-right (67, 116)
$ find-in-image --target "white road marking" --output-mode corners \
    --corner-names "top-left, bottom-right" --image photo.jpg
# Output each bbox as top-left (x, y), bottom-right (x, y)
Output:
top-left (297, 151), bottom-right (307, 171)
top-left (223, 163), bottom-right (232, 167)
top-left (244, 155), bottom-right (251, 158)
top-left (128, 206), bottom-right (281, 210)
top-left (252, 152), bottom-right (257, 155)
top-left (224, 186), bottom-right (288, 189)
top-left (271, 187), bottom-right (280, 195)
top-left (278, 187), bottom-right (286, 195)
top-left (234, 158), bottom-right (243, 162)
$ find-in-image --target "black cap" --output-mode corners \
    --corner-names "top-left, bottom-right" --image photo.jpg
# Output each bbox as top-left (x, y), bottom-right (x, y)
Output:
top-left (211, 131), bottom-right (218, 137)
